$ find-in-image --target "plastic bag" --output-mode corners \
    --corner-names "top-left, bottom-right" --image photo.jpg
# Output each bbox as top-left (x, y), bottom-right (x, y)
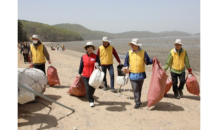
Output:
top-left (18, 83), bottom-right (35, 104)
top-left (67, 75), bottom-right (86, 96)
top-left (89, 63), bottom-right (104, 89)
top-left (117, 64), bottom-right (126, 76)
top-left (116, 74), bottom-right (129, 86)
top-left (186, 72), bottom-right (200, 96)
top-left (164, 77), bottom-right (173, 95)
top-left (147, 57), bottom-right (167, 108)
top-left (47, 66), bottom-right (61, 86)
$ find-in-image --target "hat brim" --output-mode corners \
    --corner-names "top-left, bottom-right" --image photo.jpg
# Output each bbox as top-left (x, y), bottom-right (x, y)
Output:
top-left (174, 43), bottom-right (182, 45)
top-left (29, 37), bottom-right (40, 41)
top-left (102, 40), bottom-right (110, 43)
top-left (83, 45), bottom-right (97, 51)
top-left (128, 42), bottom-right (142, 46)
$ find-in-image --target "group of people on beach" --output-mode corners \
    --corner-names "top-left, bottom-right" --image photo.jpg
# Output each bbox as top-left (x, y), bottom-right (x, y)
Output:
top-left (23, 34), bottom-right (192, 109)
top-left (50, 43), bottom-right (65, 51)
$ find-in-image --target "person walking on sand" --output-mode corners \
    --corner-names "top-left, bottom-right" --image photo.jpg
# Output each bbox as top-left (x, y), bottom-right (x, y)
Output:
top-left (164, 39), bottom-right (192, 99)
top-left (20, 42), bottom-right (29, 64)
top-left (29, 34), bottom-right (51, 74)
top-left (78, 42), bottom-right (101, 107)
top-left (50, 44), bottom-right (53, 50)
top-left (57, 44), bottom-right (59, 51)
top-left (61, 44), bottom-right (65, 51)
top-left (122, 38), bottom-right (153, 109)
top-left (96, 37), bottom-right (121, 92)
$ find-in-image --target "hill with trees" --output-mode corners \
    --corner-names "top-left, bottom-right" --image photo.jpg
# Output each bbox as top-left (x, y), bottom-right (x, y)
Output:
top-left (19, 20), bottom-right (83, 42)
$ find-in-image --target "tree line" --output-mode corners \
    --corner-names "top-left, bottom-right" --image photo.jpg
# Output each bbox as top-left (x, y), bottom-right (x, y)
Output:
top-left (18, 20), bottom-right (84, 42)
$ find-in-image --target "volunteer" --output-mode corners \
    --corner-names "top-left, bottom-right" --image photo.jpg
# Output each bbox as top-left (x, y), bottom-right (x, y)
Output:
top-left (57, 44), bottom-right (59, 51)
top-left (97, 37), bottom-right (121, 92)
top-left (78, 41), bottom-right (100, 107)
top-left (29, 34), bottom-right (51, 74)
top-left (123, 38), bottom-right (153, 109)
top-left (164, 39), bottom-right (192, 99)
top-left (61, 44), bottom-right (65, 51)
top-left (50, 44), bottom-right (53, 50)
top-left (20, 42), bottom-right (29, 64)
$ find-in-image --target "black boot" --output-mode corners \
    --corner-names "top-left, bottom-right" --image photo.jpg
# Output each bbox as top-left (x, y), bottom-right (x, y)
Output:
top-left (174, 93), bottom-right (180, 99)
top-left (134, 103), bottom-right (140, 109)
top-left (178, 89), bottom-right (183, 97)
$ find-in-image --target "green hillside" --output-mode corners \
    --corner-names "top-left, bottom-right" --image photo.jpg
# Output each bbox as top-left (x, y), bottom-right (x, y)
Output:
top-left (19, 20), bottom-right (84, 42)
top-left (53, 23), bottom-right (192, 40)
top-left (53, 23), bottom-right (115, 40)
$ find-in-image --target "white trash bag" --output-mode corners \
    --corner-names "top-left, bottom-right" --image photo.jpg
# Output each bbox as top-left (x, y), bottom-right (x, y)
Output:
top-left (117, 74), bottom-right (129, 86)
top-left (18, 83), bottom-right (35, 104)
top-left (89, 63), bottom-right (105, 89)
top-left (18, 68), bottom-right (47, 97)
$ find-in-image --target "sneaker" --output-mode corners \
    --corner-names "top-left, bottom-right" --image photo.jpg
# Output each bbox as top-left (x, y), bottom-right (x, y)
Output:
top-left (178, 89), bottom-right (183, 97)
top-left (110, 88), bottom-right (116, 93)
top-left (89, 102), bottom-right (94, 107)
top-left (103, 86), bottom-right (107, 91)
top-left (174, 93), bottom-right (180, 99)
top-left (134, 103), bottom-right (140, 109)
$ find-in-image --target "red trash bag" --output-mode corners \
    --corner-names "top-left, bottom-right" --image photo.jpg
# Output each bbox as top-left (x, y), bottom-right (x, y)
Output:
top-left (47, 66), bottom-right (61, 86)
top-left (67, 75), bottom-right (86, 96)
top-left (29, 63), bottom-right (34, 68)
top-left (186, 72), bottom-right (200, 96)
top-left (147, 57), bottom-right (167, 108)
top-left (164, 77), bottom-right (173, 96)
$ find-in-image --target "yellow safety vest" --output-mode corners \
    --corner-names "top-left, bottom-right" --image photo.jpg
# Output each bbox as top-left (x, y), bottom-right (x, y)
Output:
top-left (30, 44), bottom-right (46, 64)
top-left (99, 45), bottom-right (113, 64)
top-left (129, 50), bottom-right (145, 73)
top-left (170, 48), bottom-right (186, 71)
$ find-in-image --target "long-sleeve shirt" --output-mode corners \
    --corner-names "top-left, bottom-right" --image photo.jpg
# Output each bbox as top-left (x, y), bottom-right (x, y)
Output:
top-left (96, 43), bottom-right (121, 66)
top-left (20, 45), bottom-right (29, 54)
top-left (29, 42), bottom-right (50, 65)
top-left (163, 48), bottom-right (190, 74)
top-left (124, 47), bottom-right (153, 81)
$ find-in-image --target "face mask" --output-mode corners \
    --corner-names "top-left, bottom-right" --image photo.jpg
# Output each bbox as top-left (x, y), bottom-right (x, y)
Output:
top-left (33, 40), bottom-right (38, 44)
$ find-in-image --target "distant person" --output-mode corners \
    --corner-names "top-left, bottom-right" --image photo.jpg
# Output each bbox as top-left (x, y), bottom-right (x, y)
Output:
top-left (20, 42), bottom-right (29, 64)
top-left (97, 37), bottom-right (121, 92)
top-left (50, 44), bottom-right (53, 50)
top-left (57, 44), bottom-right (59, 51)
top-left (122, 38), bottom-right (153, 109)
top-left (164, 39), bottom-right (192, 99)
top-left (78, 41), bottom-right (101, 107)
top-left (62, 44), bottom-right (65, 51)
top-left (29, 34), bottom-right (51, 74)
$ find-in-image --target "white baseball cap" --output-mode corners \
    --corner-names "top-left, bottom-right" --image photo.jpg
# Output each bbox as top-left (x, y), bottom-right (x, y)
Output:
top-left (128, 38), bottom-right (142, 46)
top-left (175, 39), bottom-right (182, 45)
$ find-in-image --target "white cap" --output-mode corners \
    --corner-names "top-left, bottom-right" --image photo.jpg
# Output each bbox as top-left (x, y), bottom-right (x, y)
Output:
top-left (175, 39), bottom-right (182, 45)
top-left (29, 34), bottom-right (40, 40)
top-left (102, 37), bottom-right (110, 42)
top-left (83, 41), bottom-right (97, 51)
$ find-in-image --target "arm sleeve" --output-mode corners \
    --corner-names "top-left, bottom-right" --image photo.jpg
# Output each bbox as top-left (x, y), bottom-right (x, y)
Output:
top-left (144, 51), bottom-right (153, 65)
top-left (43, 45), bottom-right (50, 61)
top-left (96, 48), bottom-right (100, 56)
top-left (96, 55), bottom-right (101, 66)
top-left (112, 47), bottom-right (121, 63)
top-left (163, 52), bottom-right (173, 71)
top-left (123, 52), bottom-right (129, 67)
top-left (185, 51), bottom-right (191, 69)
top-left (20, 47), bottom-right (23, 53)
top-left (78, 56), bottom-right (84, 75)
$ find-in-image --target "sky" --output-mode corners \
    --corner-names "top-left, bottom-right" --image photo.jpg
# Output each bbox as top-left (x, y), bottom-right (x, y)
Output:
top-left (18, 0), bottom-right (200, 34)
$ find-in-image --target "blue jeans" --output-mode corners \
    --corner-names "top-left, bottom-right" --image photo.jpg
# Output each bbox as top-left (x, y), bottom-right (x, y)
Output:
top-left (101, 65), bottom-right (114, 89)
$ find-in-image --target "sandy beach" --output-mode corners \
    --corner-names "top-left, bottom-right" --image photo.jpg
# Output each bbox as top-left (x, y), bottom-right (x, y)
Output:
top-left (18, 45), bottom-right (200, 130)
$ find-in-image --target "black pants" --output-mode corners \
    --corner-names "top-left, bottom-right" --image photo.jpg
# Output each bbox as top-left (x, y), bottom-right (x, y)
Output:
top-left (23, 53), bottom-right (28, 62)
top-left (130, 80), bottom-right (144, 104)
top-left (82, 76), bottom-right (96, 102)
top-left (34, 64), bottom-right (46, 74)
top-left (171, 72), bottom-right (186, 94)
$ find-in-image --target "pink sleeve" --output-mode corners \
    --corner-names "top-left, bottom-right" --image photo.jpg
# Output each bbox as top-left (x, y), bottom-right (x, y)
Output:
top-left (113, 47), bottom-right (121, 63)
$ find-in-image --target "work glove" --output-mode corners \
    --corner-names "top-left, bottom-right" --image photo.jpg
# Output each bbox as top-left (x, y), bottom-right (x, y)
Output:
top-left (188, 68), bottom-right (192, 73)
top-left (119, 62), bottom-right (122, 65)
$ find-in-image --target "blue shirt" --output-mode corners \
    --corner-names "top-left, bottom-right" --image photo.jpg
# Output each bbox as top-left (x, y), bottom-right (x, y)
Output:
top-left (124, 47), bottom-right (153, 81)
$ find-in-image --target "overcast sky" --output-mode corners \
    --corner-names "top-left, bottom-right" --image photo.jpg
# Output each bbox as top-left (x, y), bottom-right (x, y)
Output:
top-left (18, 0), bottom-right (200, 34)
